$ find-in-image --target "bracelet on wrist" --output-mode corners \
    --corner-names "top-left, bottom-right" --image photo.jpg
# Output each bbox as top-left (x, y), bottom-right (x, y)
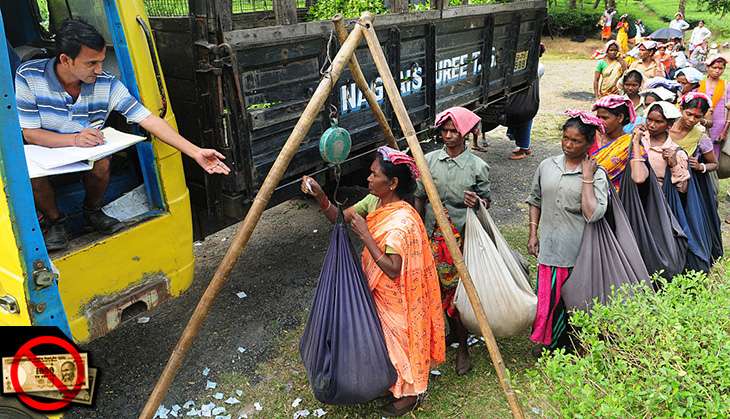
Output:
top-left (701, 163), bottom-right (707, 173)
top-left (319, 199), bottom-right (331, 212)
top-left (582, 179), bottom-right (594, 184)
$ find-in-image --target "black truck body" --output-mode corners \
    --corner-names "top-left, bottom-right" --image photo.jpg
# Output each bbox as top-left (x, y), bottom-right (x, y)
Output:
top-left (148, 0), bottom-right (546, 237)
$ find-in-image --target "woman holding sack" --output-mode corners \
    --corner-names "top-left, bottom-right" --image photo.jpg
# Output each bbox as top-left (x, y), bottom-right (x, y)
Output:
top-left (301, 147), bottom-right (444, 417)
top-left (527, 112), bottom-right (610, 354)
top-left (590, 95), bottom-right (650, 191)
top-left (638, 101), bottom-right (690, 191)
top-left (414, 106), bottom-right (490, 376)
top-left (671, 93), bottom-right (718, 176)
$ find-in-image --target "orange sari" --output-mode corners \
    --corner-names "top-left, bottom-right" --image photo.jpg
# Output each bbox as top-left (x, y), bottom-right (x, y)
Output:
top-left (362, 200), bottom-right (445, 398)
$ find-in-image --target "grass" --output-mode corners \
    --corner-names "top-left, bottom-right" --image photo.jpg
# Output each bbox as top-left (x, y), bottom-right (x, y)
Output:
top-left (633, 0), bottom-right (730, 40)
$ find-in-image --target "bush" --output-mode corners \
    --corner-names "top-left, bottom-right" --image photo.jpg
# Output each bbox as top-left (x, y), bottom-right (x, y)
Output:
top-left (547, 8), bottom-right (602, 37)
top-left (528, 261), bottom-right (730, 417)
top-left (307, 0), bottom-right (387, 20)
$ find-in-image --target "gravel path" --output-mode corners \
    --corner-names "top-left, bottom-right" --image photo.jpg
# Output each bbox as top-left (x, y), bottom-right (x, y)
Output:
top-left (66, 56), bottom-right (597, 418)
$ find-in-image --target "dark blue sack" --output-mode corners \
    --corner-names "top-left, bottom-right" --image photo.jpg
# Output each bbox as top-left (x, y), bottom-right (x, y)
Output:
top-left (300, 217), bottom-right (396, 405)
top-left (619, 162), bottom-right (687, 280)
top-left (694, 165), bottom-right (723, 262)
top-left (662, 166), bottom-right (712, 273)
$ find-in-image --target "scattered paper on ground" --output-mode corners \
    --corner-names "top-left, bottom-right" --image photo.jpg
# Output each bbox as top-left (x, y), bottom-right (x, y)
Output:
top-left (236, 291), bottom-right (247, 299)
top-left (206, 380), bottom-right (217, 389)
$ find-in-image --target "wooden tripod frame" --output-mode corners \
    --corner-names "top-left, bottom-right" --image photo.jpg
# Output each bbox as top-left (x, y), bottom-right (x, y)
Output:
top-left (140, 12), bottom-right (524, 419)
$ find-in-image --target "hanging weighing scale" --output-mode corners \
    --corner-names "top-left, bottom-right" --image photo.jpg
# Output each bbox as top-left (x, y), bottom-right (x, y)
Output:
top-left (319, 117), bottom-right (351, 164)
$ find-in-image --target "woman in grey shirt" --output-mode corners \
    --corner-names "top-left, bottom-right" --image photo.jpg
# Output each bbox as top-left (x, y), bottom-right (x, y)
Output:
top-left (414, 106), bottom-right (490, 375)
top-left (527, 112), bottom-right (610, 355)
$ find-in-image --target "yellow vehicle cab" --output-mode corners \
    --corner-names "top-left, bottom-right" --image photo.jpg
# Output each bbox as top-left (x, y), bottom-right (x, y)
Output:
top-left (0, 0), bottom-right (194, 342)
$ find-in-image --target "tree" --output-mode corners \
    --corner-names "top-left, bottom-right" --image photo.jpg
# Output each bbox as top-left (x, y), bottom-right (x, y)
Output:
top-left (678, 0), bottom-right (686, 15)
top-left (569, 0), bottom-right (577, 8)
top-left (697, 0), bottom-right (730, 15)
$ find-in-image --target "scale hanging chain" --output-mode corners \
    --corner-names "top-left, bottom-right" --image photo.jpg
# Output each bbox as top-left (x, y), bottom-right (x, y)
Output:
top-left (332, 164), bottom-right (346, 207)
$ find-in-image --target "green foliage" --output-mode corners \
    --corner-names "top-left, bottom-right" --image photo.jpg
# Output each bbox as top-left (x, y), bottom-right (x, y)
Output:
top-left (529, 262), bottom-right (730, 417)
top-left (548, 7), bottom-right (603, 36)
top-left (307, 0), bottom-right (387, 21)
top-left (696, 0), bottom-right (730, 15)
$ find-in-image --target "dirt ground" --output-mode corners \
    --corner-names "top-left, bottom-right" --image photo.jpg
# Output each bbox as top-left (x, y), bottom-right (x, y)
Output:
top-left (65, 50), bottom-right (626, 418)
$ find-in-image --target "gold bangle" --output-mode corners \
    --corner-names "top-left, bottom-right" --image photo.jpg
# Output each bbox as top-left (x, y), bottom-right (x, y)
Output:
top-left (582, 179), bottom-right (594, 184)
top-left (529, 221), bottom-right (538, 227)
top-left (631, 158), bottom-right (646, 162)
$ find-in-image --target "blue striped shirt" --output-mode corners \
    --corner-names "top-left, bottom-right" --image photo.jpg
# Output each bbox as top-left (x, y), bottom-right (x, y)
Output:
top-left (15, 58), bottom-right (151, 134)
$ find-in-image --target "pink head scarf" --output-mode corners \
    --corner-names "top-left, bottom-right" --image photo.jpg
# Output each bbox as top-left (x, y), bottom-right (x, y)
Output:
top-left (434, 107), bottom-right (481, 137)
top-left (679, 91), bottom-right (711, 108)
top-left (592, 94), bottom-right (637, 123)
top-left (565, 109), bottom-right (606, 134)
top-left (376, 146), bottom-right (420, 179)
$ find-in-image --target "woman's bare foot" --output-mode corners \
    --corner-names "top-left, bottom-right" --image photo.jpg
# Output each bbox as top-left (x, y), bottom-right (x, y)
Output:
top-left (381, 395), bottom-right (419, 417)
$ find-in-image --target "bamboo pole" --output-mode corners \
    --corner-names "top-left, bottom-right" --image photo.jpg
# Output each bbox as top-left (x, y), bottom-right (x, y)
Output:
top-left (331, 14), bottom-right (399, 150)
top-left (139, 24), bottom-right (365, 419)
top-left (359, 12), bottom-right (525, 419)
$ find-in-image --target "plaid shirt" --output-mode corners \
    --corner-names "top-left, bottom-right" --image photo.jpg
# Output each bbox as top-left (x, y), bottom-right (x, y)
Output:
top-left (15, 58), bottom-right (150, 134)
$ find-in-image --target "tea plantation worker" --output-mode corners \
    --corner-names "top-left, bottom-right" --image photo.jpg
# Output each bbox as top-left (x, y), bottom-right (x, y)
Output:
top-left (700, 55), bottom-right (730, 157)
top-left (527, 112), bottom-right (609, 355)
top-left (301, 147), bottom-right (445, 417)
top-left (621, 69), bottom-right (646, 133)
top-left (670, 93), bottom-right (717, 175)
top-left (594, 41), bottom-right (627, 99)
top-left (14, 19), bottom-right (229, 251)
top-left (669, 12), bottom-right (690, 33)
top-left (639, 102), bottom-right (689, 192)
top-left (629, 41), bottom-right (665, 78)
top-left (414, 106), bottom-right (490, 376)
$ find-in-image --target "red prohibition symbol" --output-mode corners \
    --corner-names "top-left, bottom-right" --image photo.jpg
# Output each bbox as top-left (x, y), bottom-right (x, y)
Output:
top-left (9, 335), bottom-right (86, 411)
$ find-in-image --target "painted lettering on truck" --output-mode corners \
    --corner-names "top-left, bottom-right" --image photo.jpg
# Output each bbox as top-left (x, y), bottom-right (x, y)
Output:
top-left (340, 48), bottom-right (497, 114)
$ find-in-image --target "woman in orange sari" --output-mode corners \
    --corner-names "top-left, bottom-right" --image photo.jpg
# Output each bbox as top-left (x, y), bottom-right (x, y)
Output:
top-left (301, 147), bottom-right (445, 417)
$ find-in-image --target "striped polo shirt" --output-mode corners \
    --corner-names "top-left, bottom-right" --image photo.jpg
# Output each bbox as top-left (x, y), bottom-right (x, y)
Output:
top-left (14, 58), bottom-right (151, 134)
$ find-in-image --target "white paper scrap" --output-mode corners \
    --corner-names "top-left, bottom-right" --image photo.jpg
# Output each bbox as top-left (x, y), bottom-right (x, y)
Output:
top-left (294, 409), bottom-right (310, 419)
top-left (137, 316), bottom-right (150, 324)
top-left (102, 184), bottom-right (152, 221)
top-left (185, 408), bottom-right (199, 416)
top-left (237, 347), bottom-right (246, 353)
top-left (183, 400), bottom-right (195, 409)
top-left (450, 342), bottom-right (459, 349)
top-left (235, 390), bottom-right (243, 397)
top-left (211, 407), bottom-right (226, 415)
top-left (213, 392), bottom-right (224, 400)
top-left (313, 409), bottom-right (327, 417)
top-left (154, 405), bottom-right (170, 419)
top-left (236, 291), bottom-right (247, 299)
top-left (206, 380), bottom-right (217, 389)
top-left (430, 370), bottom-right (442, 376)
top-left (313, 229), bottom-right (318, 233)
top-left (170, 411), bottom-right (179, 418)
top-left (292, 398), bottom-right (302, 408)
top-left (215, 416), bottom-right (231, 419)
top-left (254, 402), bottom-right (262, 411)
top-left (172, 405), bottom-right (182, 412)
top-left (202, 367), bottom-right (210, 376)
top-left (224, 397), bottom-right (240, 405)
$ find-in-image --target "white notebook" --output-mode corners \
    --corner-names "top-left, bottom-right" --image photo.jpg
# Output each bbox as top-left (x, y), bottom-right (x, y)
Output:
top-left (25, 127), bottom-right (146, 178)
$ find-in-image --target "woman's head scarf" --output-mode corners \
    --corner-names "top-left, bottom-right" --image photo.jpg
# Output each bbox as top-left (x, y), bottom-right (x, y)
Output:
top-left (434, 107), bottom-right (481, 137)
top-left (674, 67), bottom-right (703, 84)
top-left (565, 109), bottom-right (606, 134)
top-left (645, 101), bottom-right (682, 120)
top-left (679, 91), bottom-right (711, 109)
top-left (592, 94), bottom-right (637, 123)
top-left (639, 87), bottom-right (677, 103)
top-left (376, 146), bottom-right (420, 179)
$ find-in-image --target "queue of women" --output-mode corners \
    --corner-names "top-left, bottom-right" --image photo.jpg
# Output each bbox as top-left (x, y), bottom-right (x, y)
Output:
top-left (296, 36), bottom-right (728, 415)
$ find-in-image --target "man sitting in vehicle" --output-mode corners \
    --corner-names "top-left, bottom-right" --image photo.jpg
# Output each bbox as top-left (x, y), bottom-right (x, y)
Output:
top-left (15, 19), bottom-right (230, 251)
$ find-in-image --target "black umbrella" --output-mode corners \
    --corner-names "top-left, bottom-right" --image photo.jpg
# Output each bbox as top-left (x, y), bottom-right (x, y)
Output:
top-left (648, 27), bottom-right (683, 40)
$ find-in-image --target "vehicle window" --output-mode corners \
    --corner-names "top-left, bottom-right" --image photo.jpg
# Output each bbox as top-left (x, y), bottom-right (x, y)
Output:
top-left (47, 0), bottom-right (112, 43)
top-left (36, 0), bottom-right (50, 31)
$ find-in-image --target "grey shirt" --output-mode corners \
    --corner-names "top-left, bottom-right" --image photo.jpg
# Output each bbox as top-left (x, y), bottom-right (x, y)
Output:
top-left (526, 155), bottom-right (609, 268)
top-left (415, 147), bottom-right (491, 236)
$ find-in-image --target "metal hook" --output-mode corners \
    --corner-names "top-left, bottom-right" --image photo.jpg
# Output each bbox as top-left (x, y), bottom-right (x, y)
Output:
top-left (332, 165), bottom-right (348, 208)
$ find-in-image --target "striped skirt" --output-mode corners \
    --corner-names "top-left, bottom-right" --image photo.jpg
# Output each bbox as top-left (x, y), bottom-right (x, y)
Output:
top-left (530, 264), bottom-right (572, 348)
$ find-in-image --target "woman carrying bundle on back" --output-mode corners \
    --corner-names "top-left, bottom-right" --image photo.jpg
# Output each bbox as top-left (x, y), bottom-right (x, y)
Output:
top-left (301, 147), bottom-right (444, 417)
top-left (414, 106), bottom-right (490, 375)
top-left (527, 112), bottom-right (610, 355)
top-left (700, 55), bottom-right (730, 157)
top-left (590, 95), bottom-right (650, 191)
